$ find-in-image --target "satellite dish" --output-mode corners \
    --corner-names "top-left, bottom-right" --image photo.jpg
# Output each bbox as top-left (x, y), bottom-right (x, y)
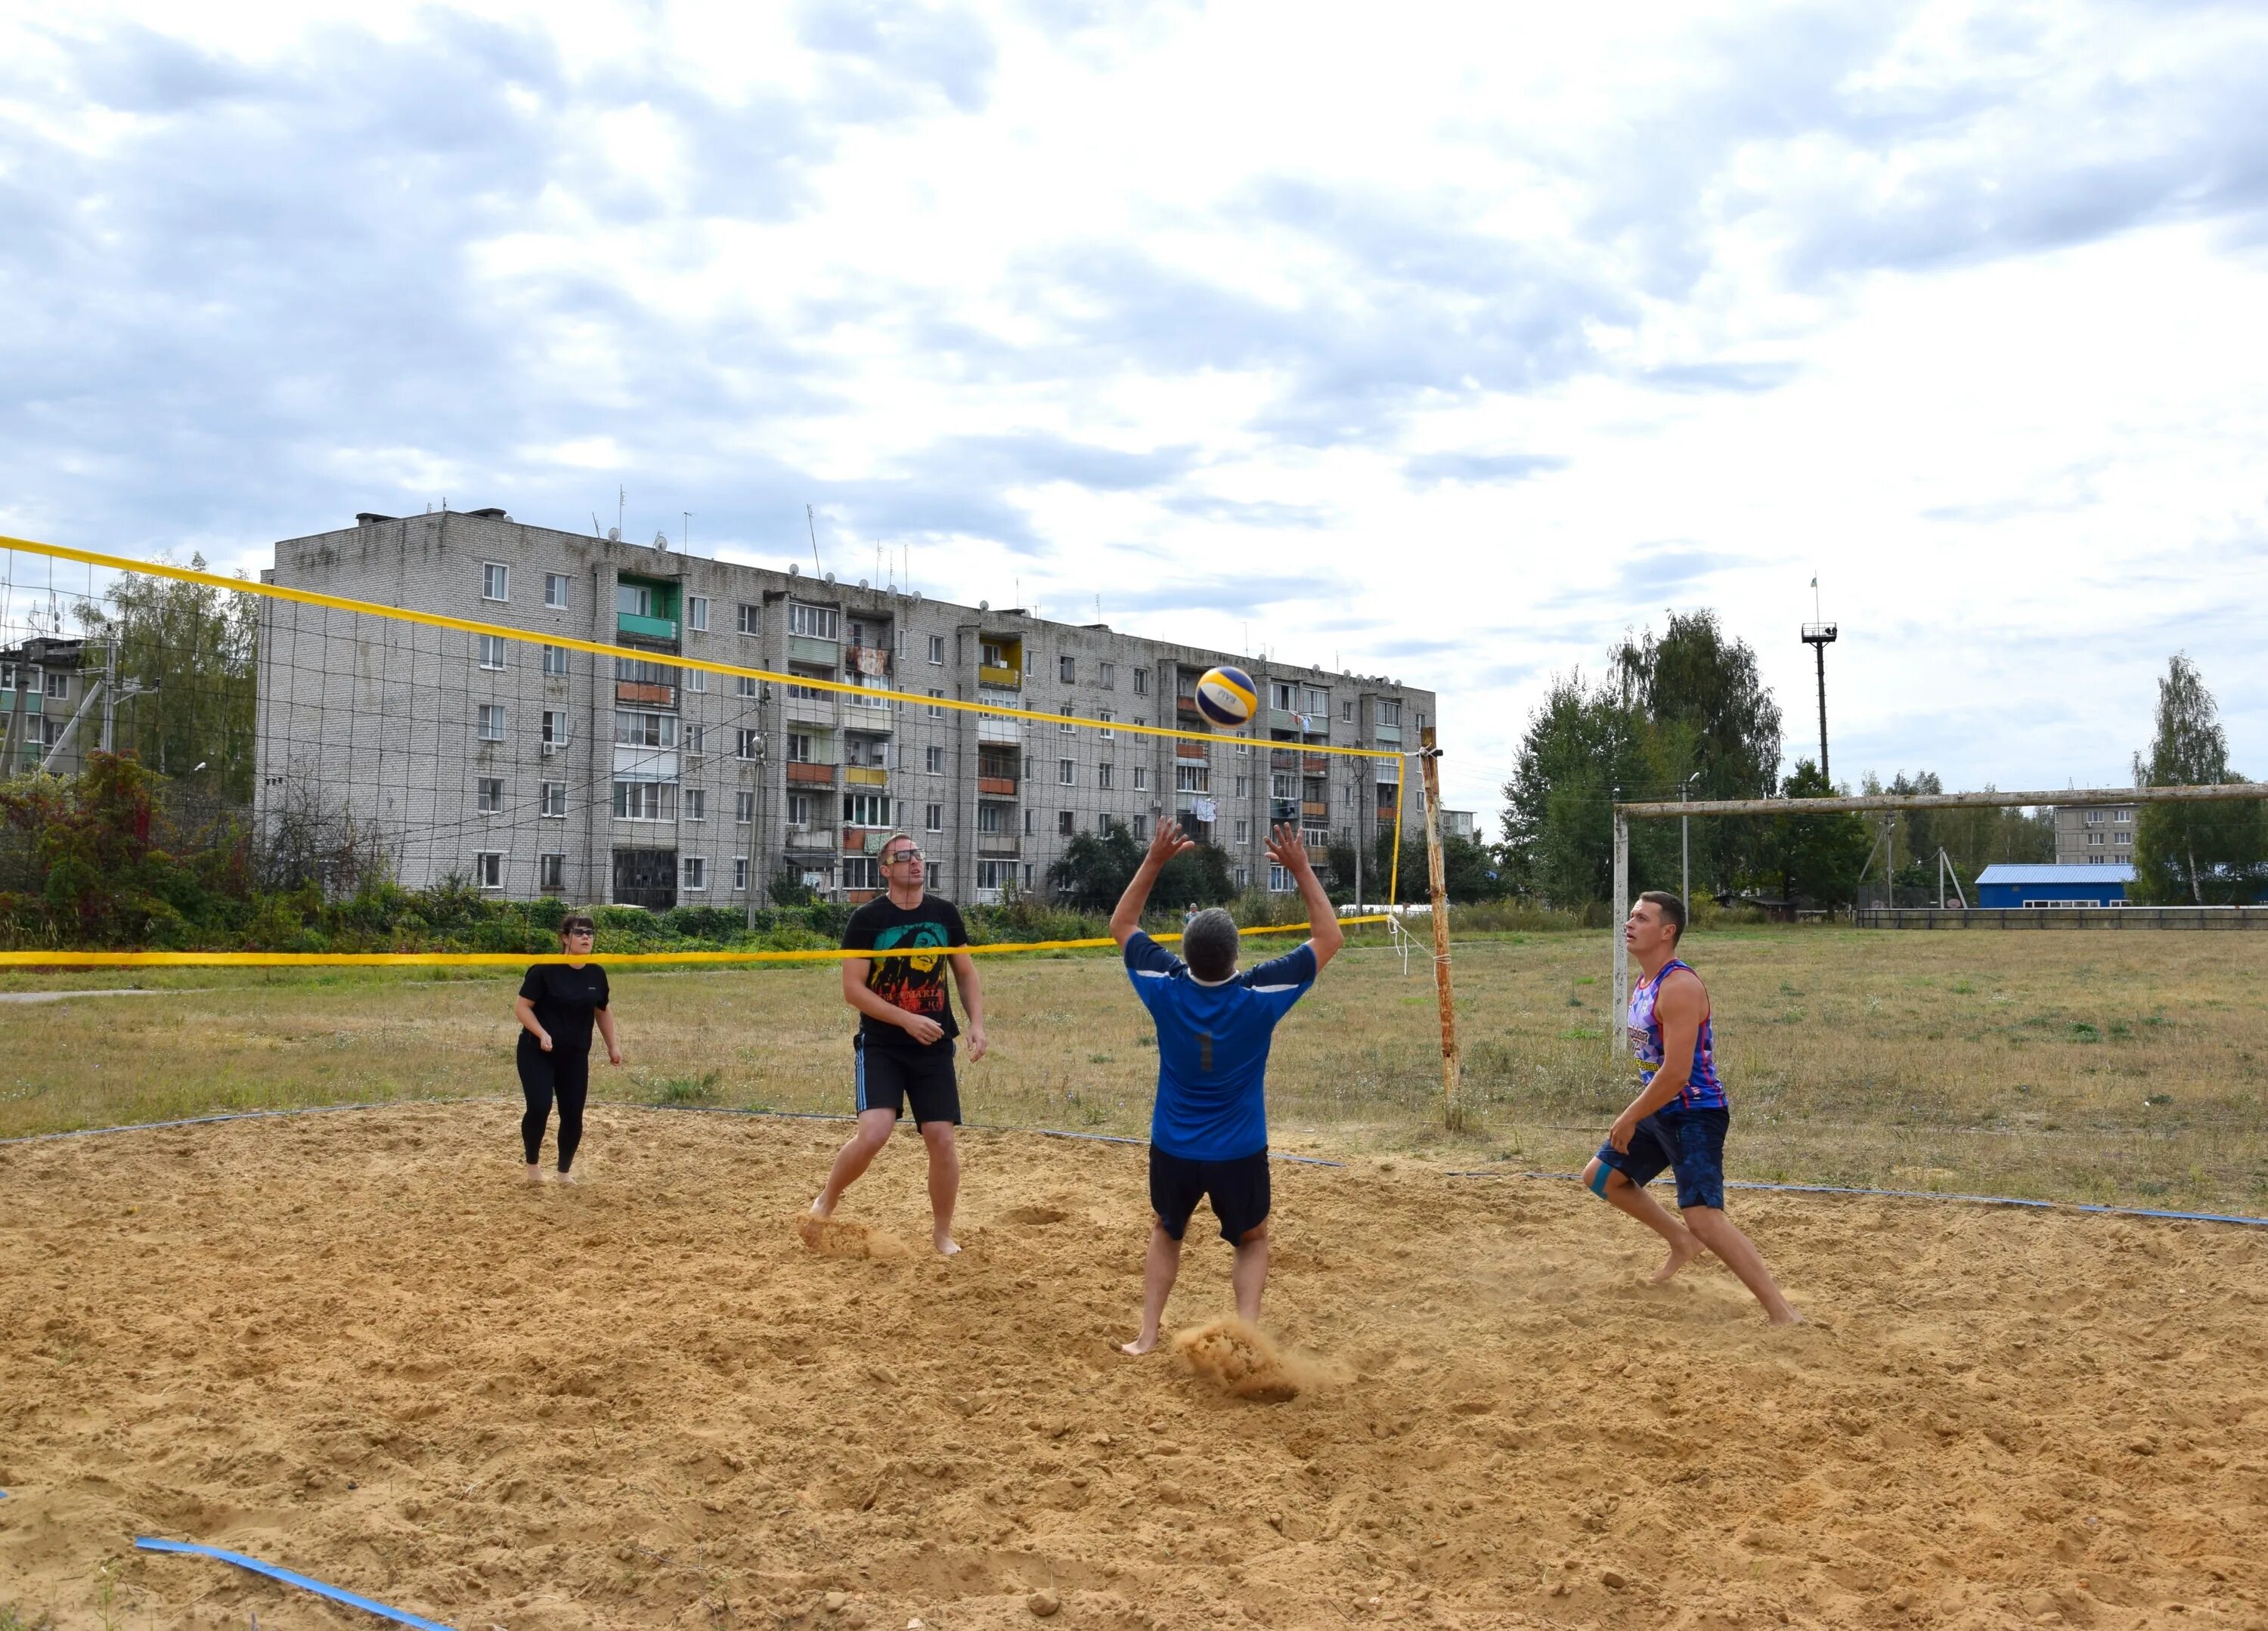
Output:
top-left (823, 571), bottom-right (835, 584)
top-left (606, 528), bottom-right (621, 543)
top-left (654, 531), bottom-right (669, 550)
top-left (979, 599), bottom-right (989, 612)
top-left (858, 578), bottom-right (868, 590)
top-left (789, 562), bottom-right (799, 577)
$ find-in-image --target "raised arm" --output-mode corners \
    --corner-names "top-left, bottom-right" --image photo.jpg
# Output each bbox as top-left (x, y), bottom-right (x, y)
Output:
top-left (1263, 821), bottom-right (1343, 970)
top-left (1111, 819), bottom-right (1195, 946)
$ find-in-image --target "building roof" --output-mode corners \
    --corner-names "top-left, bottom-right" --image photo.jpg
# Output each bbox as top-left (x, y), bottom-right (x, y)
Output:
top-left (1975, 864), bottom-right (2136, 884)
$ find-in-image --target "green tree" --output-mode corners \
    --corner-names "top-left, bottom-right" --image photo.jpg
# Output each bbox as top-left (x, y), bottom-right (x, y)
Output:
top-left (1613, 611), bottom-right (1782, 896)
top-left (1352, 830), bottom-right (1508, 905)
top-left (1752, 759), bottom-right (1872, 907)
top-left (1864, 769), bottom-right (2053, 902)
top-left (78, 556), bottom-right (259, 803)
top-left (1500, 670), bottom-right (1682, 906)
top-left (1047, 825), bottom-right (1234, 911)
top-left (2130, 655), bottom-right (2266, 904)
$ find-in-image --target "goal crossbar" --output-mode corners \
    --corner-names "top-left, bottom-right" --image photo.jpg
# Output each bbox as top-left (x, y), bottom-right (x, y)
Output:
top-left (1608, 781), bottom-right (2268, 1051)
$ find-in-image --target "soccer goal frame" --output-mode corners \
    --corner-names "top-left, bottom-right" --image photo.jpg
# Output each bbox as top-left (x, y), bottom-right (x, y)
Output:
top-left (1608, 781), bottom-right (2268, 1054)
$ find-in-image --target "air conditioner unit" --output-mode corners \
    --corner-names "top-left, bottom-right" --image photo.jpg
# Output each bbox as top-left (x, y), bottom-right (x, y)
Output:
top-left (541, 741), bottom-right (558, 755)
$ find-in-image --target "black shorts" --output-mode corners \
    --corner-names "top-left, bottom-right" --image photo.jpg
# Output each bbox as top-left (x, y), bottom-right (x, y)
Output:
top-left (1595, 1105), bottom-right (1730, 1211)
top-left (854, 1035), bottom-right (960, 1126)
top-left (1150, 1146), bottom-right (1271, 1244)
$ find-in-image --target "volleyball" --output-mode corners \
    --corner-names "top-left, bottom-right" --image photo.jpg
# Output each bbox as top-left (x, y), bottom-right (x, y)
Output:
top-left (1194, 664), bottom-right (1258, 727)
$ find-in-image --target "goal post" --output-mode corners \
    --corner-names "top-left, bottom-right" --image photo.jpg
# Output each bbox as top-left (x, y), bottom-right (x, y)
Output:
top-left (1609, 782), bottom-right (2268, 1051)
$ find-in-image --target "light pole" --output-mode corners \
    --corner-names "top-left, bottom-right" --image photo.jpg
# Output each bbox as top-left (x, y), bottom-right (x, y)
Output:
top-left (1681, 771), bottom-right (1700, 908)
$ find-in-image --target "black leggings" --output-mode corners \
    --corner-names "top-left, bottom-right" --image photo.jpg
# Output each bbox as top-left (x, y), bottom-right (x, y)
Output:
top-left (517, 1038), bottom-right (590, 1171)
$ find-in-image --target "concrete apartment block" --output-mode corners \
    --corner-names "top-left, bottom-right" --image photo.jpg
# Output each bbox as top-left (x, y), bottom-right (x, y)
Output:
top-left (258, 509), bottom-right (1437, 911)
top-left (2053, 802), bottom-right (2137, 865)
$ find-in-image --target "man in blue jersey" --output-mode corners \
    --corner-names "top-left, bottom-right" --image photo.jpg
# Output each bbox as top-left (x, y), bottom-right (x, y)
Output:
top-left (1582, 890), bottom-right (1800, 1324)
top-left (1110, 819), bottom-right (1343, 1356)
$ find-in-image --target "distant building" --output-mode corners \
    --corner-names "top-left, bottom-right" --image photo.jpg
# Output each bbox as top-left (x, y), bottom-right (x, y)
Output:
top-left (2053, 803), bottom-right (2136, 865)
top-left (1439, 809), bottom-right (1478, 840)
top-left (1975, 863), bottom-right (2133, 908)
top-left (0, 638), bottom-right (93, 777)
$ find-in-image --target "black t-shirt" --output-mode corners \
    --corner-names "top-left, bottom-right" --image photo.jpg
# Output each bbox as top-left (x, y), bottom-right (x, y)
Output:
top-left (843, 894), bottom-right (968, 1054)
top-left (519, 962), bottom-right (610, 1054)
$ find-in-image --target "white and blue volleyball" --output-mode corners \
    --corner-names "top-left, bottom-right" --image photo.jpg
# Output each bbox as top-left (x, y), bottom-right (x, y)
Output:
top-left (1194, 664), bottom-right (1257, 728)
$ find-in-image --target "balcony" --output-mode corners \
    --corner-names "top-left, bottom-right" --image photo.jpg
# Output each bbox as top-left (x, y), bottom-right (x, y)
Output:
top-left (977, 714), bottom-right (1021, 744)
top-left (848, 645), bottom-right (892, 679)
top-left (1303, 754), bottom-right (1331, 774)
top-left (1269, 747), bottom-right (1300, 769)
top-left (1303, 800), bottom-right (1330, 820)
top-left (785, 761), bottom-right (837, 786)
top-left (1271, 798), bottom-right (1299, 822)
top-left (978, 664), bottom-right (1021, 689)
top-left (976, 834), bottom-right (1021, 857)
top-left (789, 634), bottom-right (838, 667)
top-left (1175, 738), bottom-right (1210, 760)
top-left (844, 765), bottom-right (888, 787)
top-left (1374, 723), bottom-right (1402, 744)
top-left (977, 775), bottom-right (1018, 796)
top-left (785, 692), bottom-right (838, 726)
top-left (841, 695), bottom-right (894, 732)
top-left (617, 612), bottom-right (679, 644)
top-left (784, 825), bottom-right (830, 853)
top-left (1175, 693), bottom-right (1201, 718)
top-left (615, 679), bottom-right (678, 709)
top-left (844, 828), bottom-right (891, 855)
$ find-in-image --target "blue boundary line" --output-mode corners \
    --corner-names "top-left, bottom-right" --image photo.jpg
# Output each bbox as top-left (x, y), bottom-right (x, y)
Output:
top-left (1446, 1168), bottom-right (2268, 1229)
top-left (0, 1097), bottom-right (1345, 1167)
top-left (134, 1537), bottom-right (455, 1630)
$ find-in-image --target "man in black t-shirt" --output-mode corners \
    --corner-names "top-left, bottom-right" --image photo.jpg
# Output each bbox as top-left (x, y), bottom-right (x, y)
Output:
top-left (811, 832), bottom-right (988, 1254)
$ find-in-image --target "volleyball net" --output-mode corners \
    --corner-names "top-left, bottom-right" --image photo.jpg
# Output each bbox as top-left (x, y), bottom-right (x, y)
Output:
top-left (0, 534), bottom-right (1424, 967)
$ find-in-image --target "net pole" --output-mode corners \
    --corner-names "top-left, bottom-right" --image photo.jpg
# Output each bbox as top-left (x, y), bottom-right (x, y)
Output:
top-left (1418, 727), bottom-right (1463, 1130)
top-left (1611, 806), bottom-right (1630, 1056)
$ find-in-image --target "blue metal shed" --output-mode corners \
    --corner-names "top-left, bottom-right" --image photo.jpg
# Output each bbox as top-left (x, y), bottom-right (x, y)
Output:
top-left (1974, 863), bottom-right (2133, 908)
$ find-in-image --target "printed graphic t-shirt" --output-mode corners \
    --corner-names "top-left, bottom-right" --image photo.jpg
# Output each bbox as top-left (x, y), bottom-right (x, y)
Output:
top-left (1123, 930), bottom-right (1318, 1161)
top-left (843, 894), bottom-right (968, 1054)
top-left (519, 962), bottom-right (610, 1054)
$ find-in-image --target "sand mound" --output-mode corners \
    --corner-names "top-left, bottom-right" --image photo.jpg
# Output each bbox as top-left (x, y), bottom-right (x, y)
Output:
top-left (1173, 1316), bottom-right (1317, 1401)
top-left (797, 1212), bottom-right (912, 1258)
top-left (3, 1101), bottom-right (2265, 1631)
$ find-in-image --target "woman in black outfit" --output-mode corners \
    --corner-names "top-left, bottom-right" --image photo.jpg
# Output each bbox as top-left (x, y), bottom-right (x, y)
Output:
top-left (513, 914), bottom-right (621, 1183)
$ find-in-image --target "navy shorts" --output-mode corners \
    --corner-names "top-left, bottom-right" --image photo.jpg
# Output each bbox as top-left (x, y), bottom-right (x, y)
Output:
top-left (1595, 1105), bottom-right (1729, 1211)
top-left (854, 1036), bottom-right (960, 1126)
top-left (1150, 1146), bottom-right (1271, 1244)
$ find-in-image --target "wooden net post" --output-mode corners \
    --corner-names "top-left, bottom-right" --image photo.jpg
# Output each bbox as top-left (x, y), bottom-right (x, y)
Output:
top-left (1418, 727), bottom-right (1463, 1130)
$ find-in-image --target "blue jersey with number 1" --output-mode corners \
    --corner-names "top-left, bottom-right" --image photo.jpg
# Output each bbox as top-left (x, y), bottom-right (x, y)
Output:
top-left (1123, 931), bottom-right (1318, 1161)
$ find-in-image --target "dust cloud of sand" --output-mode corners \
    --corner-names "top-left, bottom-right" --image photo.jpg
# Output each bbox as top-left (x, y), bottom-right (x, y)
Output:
top-left (797, 1212), bottom-right (912, 1258)
top-left (1172, 1317), bottom-right (1331, 1401)
top-left (4, 1101), bottom-right (2266, 1631)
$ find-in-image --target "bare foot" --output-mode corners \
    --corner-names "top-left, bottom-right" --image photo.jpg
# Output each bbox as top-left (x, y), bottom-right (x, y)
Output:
top-left (523, 1165), bottom-right (547, 1184)
top-left (810, 1192), bottom-right (837, 1218)
top-left (934, 1233), bottom-right (962, 1257)
top-left (1769, 1308), bottom-right (1805, 1326)
top-left (1650, 1233), bottom-right (1704, 1283)
top-left (1120, 1332), bottom-right (1159, 1357)
top-left (557, 1169), bottom-right (579, 1186)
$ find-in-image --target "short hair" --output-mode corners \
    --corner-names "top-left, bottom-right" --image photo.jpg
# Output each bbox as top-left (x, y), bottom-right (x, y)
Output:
top-left (1183, 908), bottom-right (1240, 981)
top-left (559, 912), bottom-right (596, 939)
top-left (878, 832), bottom-right (921, 863)
top-left (1636, 890), bottom-right (1686, 942)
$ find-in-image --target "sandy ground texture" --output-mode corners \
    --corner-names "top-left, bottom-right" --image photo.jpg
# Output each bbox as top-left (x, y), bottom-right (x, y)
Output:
top-left (2, 1102), bottom-right (2266, 1631)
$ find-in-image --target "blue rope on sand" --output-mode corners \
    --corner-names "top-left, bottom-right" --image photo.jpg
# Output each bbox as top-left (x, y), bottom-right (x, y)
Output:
top-left (1447, 1168), bottom-right (2268, 1229)
top-left (134, 1537), bottom-right (456, 1630)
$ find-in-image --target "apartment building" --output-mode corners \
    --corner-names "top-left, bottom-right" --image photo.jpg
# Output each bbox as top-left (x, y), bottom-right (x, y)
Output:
top-left (0, 638), bottom-right (94, 777)
top-left (2053, 802), bottom-right (2136, 865)
top-left (257, 509), bottom-right (1436, 911)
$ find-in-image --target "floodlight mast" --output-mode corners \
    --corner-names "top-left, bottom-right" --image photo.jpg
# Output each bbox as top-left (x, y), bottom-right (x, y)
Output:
top-left (1801, 621), bottom-right (1837, 782)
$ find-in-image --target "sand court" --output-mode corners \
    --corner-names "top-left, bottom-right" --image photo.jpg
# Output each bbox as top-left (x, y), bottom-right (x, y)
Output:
top-left (3, 1100), bottom-right (2266, 1629)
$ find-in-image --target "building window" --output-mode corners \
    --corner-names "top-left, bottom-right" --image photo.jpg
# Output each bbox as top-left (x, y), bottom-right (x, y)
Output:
top-left (1024, 808), bottom-right (1035, 835)
top-left (541, 781), bottom-right (567, 818)
top-left (734, 856), bottom-right (749, 892)
top-left (544, 572), bottom-right (570, 610)
top-left (1305, 687), bottom-right (1328, 714)
top-left (615, 711), bottom-right (678, 748)
top-left (479, 634), bottom-right (507, 670)
top-left (978, 802), bottom-right (1004, 834)
top-left (686, 667), bottom-right (705, 694)
top-left (738, 602), bottom-right (761, 635)
top-left (1269, 864), bottom-right (1292, 893)
top-left (681, 856), bottom-right (706, 891)
top-left (1235, 819), bottom-right (1250, 843)
top-left (1058, 758), bottom-right (1076, 785)
top-left (1098, 813), bottom-right (1117, 837)
top-left (1176, 764), bottom-right (1209, 793)
top-left (925, 802), bottom-right (944, 833)
top-left (1132, 765), bottom-right (1148, 791)
top-left (2114, 808), bottom-right (2132, 824)
top-left (785, 732), bottom-right (813, 763)
top-left (927, 634), bottom-right (945, 664)
top-left (1060, 704), bottom-right (1076, 734)
top-left (482, 563), bottom-right (508, 602)
top-left (927, 688), bottom-right (945, 719)
top-left (476, 777), bottom-right (504, 814)
top-left (2084, 809), bottom-right (2103, 825)
top-left (978, 859), bottom-right (1015, 892)
top-left (687, 595), bottom-right (708, 632)
top-left (1134, 814), bottom-right (1148, 840)
top-left (478, 704), bottom-right (506, 741)
top-left (539, 853), bottom-right (565, 892)
top-left (1378, 699), bottom-right (1402, 726)
top-left (541, 644), bottom-right (568, 678)
top-left (684, 725), bottom-right (705, 756)
top-left (44, 670), bottom-right (67, 699)
top-left (727, 673), bottom-right (754, 700)
top-left (476, 852), bottom-right (505, 889)
top-left (1133, 669), bottom-right (1149, 696)
top-left (1099, 661), bottom-right (1115, 690)
top-left (926, 745), bottom-right (945, 774)
top-left (788, 791), bottom-right (813, 826)
top-left (842, 856), bottom-right (881, 891)
top-left (1098, 710), bottom-right (1114, 738)
top-left (790, 603), bottom-right (839, 640)
top-left (1058, 810), bottom-right (1076, 837)
top-left (844, 792), bottom-right (891, 827)
top-left (1098, 763), bottom-right (1114, 789)
top-left (685, 788), bottom-right (707, 822)
top-left (538, 710), bottom-right (568, 752)
top-left (613, 781), bottom-right (673, 821)
top-left (1235, 775), bottom-right (1250, 798)
top-left (1271, 681), bottom-right (1295, 711)
top-left (736, 791), bottom-right (755, 823)
top-left (1058, 654), bottom-right (1077, 683)
top-left (738, 729), bottom-right (762, 760)
top-left (1342, 699), bottom-right (1355, 723)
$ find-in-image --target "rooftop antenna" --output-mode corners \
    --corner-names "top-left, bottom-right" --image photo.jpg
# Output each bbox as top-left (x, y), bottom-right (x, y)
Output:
top-left (683, 510), bottom-right (693, 558)
top-left (592, 513), bottom-right (603, 537)
top-left (807, 504), bottom-right (822, 576)
top-left (1801, 575), bottom-right (1838, 783)
top-left (616, 485), bottom-right (624, 539)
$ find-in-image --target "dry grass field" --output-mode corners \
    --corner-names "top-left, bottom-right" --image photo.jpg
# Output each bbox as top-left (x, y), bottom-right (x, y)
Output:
top-left (3, 924), bottom-right (2263, 1212)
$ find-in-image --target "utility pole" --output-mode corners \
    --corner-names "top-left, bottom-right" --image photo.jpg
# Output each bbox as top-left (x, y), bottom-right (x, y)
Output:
top-left (1801, 577), bottom-right (1837, 782)
top-left (1681, 770), bottom-right (1699, 908)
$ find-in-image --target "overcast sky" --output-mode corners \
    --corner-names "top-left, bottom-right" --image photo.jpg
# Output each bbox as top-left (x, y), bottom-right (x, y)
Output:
top-left (5, 0), bottom-right (2266, 823)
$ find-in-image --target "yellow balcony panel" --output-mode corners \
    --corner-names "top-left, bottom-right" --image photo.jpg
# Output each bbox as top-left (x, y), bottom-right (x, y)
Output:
top-left (978, 664), bottom-right (1021, 689)
top-left (844, 766), bottom-right (888, 787)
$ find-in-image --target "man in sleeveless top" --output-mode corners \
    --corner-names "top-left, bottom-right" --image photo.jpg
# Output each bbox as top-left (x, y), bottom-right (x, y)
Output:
top-left (1582, 890), bottom-right (1800, 1324)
